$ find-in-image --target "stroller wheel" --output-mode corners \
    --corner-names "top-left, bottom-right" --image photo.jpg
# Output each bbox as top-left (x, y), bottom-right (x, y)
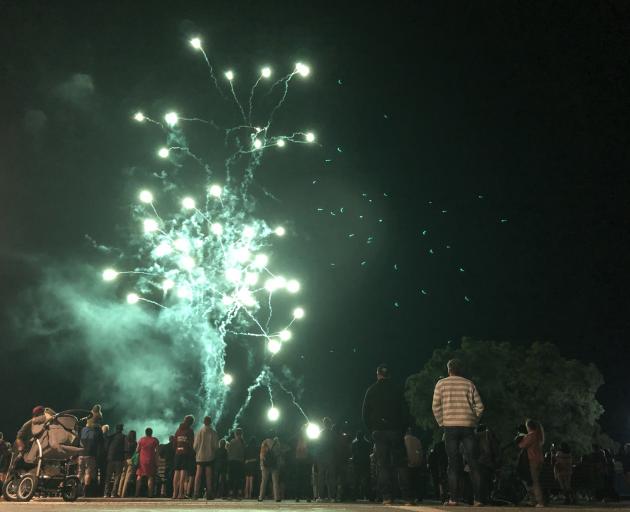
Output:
top-left (17, 474), bottom-right (36, 502)
top-left (61, 476), bottom-right (80, 502)
top-left (2, 477), bottom-right (19, 501)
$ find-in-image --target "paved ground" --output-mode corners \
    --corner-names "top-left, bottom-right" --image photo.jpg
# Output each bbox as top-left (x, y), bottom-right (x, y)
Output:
top-left (1, 500), bottom-right (630, 512)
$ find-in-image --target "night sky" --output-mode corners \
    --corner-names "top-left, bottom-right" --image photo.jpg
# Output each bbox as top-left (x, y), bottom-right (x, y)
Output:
top-left (1, 1), bottom-right (629, 441)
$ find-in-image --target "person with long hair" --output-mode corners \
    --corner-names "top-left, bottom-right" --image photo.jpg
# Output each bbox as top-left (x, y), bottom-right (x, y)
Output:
top-left (258, 437), bottom-right (281, 502)
top-left (172, 415), bottom-right (195, 499)
top-left (519, 419), bottom-right (545, 507)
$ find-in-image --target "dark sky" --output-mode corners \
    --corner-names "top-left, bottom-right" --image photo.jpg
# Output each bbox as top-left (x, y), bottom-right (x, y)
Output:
top-left (1, 1), bottom-right (629, 440)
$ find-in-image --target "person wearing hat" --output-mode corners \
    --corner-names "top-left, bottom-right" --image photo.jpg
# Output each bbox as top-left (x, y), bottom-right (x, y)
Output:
top-left (79, 405), bottom-right (105, 496)
top-left (362, 364), bottom-right (412, 505)
top-left (15, 406), bottom-right (47, 452)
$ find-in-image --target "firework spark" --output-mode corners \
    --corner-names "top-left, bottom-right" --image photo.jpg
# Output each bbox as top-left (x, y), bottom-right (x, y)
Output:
top-left (100, 35), bottom-right (317, 427)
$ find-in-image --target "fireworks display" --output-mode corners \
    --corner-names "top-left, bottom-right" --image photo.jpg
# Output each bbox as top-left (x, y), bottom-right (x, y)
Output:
top-left (100, 36), bottom-right (321, 436)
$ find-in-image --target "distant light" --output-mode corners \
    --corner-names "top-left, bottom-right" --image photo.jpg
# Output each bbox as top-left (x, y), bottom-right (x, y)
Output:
top-left (243, 226), bottom-right (256, 238)
top-left (267, 406), bottom-right (280, 421)
top-left (162, 279), bottom-right (175, 291)
top-left (139, 190), bottom-right (153, 203)
top-left (286, 279), bottom-right (300, 293)
top-left (190, 37), bottom-right (202, 50)
top-left (155, 242), bottom-right (172, 257)
top-left (293, 307), bottom-right (305, 319)
top-left (225, 268), bottom-right (241, 283)
top-left (126, 293), bottom-right (140, 304)
top-left (222, 295), bottom-right (235, 306)
top-left (279, 329), bottom-right (292, 341)
top-left (164, 112), bottom-right (178, 127)
top-left (225, 70), bottom-right (234, 81)
top-left (306, 423), bottom-right (321, 440)
top-left (174, 238), bottom-right (190, 252)
top-left (253, 139), bottom-right (263, 150)
top-left (223, 373), bottom-right (233, 385)
top-left (177, 287), bottom-right (193, 300)
top-left (267, 339), bottom-right (282, 354)
top-left (261, 66), bottom-right (272, 78)
top-left (180, 256), bottom-right (195, 271)
top-left (245, 272), bottom-right (259, 286)
top-left (134, 112), bottom-right (145, 122)
top-left (295, 62), bottom-right (310, 77)
top-left (158, 147), bottom-right (170, 158)
top-left (276, 139), bottom-right (286, 148)
top-left (254, 254), bottom-right (269, 268)
top-left (274, 226), bottom-right (286, 237)
top-left (211, 223), bottom-right (223, 236)
top-left (182, 197), bottom-right (196, 209)
top-left (102, 268), bottom-right (118, 281)
top-left (305, 132), bottom-right (316, 143)
top-left (209, 184), bottom-right (222, 198)
top-left (143, 219), bottom-right (159, 233)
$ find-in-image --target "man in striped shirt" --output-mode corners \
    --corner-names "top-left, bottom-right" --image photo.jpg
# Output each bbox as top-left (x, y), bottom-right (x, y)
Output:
top-left (432, 359), bottom-right (484, 505)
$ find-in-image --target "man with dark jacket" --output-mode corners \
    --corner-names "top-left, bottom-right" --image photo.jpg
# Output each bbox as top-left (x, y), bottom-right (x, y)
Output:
top-left (104, 424), bottom-right (125, 497)
top-left (361, 364), bottom-right (411, 504)
top-left (351, 431), bottom-right (372, 501)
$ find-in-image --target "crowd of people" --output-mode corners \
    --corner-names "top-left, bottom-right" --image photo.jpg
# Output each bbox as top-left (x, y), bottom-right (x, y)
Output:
top-left (1, 360), bottom-right (630, 505)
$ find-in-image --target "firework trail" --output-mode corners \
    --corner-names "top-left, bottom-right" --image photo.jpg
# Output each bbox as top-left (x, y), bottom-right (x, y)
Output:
top-left (101, 36), bottom-right (321, 438)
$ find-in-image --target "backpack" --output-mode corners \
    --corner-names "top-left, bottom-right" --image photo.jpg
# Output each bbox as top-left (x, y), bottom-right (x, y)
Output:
top-left (263, 440), bottom-right (278, 468)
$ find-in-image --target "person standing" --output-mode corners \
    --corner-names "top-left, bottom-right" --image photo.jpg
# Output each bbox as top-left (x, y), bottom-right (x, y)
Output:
top-left (172, 415), bottom-right (195, 499)
top-left (315, 417), bottom-right (337, 502)
top-left (554, 442), bottom-right (574, 504)
top-left (227, 428), bottom-right (246, 499)
top-left (351, 430), bottom-right (372, 501)
top-left (428, 440), bottom-right (449, 503)
top-left (405, 427), bottom-right (425, 503)
top-left (214, 439), bottom-right (228, 498)
top-left (619, 444), bottom-right (630, 488)
top-left (258, 437), bottom-right (281, 502)
top-left (159, 436), bottom-right (175, 498)
top-left (118, 430), bottom-right (137, 497)
top-left (362, 364), bottom-right (411, 504)
top-left (432, 359), bottom-right (484, 506)
top-left (78, 414), bottom-right (104, 497)
top-left (193, 416), bottom-right (218, 500)
top-left (135, 427), bottom-right (159, 497)
top-left (476, 424), bottom-right (500, 504)
top-left (518, 419), bottom-right (545, 507)
top-left (103, 424), bottom-right (125, 497)
top-left (244, 436), bottom-right (259, 499)
top-left (295, 427), bottom-right (313, 502)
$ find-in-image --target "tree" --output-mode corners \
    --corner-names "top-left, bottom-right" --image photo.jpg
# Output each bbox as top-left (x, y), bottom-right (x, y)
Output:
top-left (406, 338), bottom-right (605, 455)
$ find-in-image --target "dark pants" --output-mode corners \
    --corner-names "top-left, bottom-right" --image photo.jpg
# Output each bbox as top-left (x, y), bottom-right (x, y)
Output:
top-left (478, 465), bottom-right (493, 504)
top-left (372, 430), bottom-right (409, 501)
top-left (214, 466), bottom-right (227, 497)
top-left (104, 460), bottom-right (123, 497)
top-left (228, 460), bottom-right (244, 496)
top-left (295, 459), bottom-right (312, 500)
top-left (317, 458), bottom-right (337, 499)
top-left (444, 427), bottom-right (481, 503)
top-left (408, 466), bottom-right (425, 501)
top-left (353, 464), bottom-right (371, 500)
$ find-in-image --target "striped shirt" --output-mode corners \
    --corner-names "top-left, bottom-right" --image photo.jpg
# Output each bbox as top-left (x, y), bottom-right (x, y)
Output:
top-left (432, 376), bottom-right (484, 427)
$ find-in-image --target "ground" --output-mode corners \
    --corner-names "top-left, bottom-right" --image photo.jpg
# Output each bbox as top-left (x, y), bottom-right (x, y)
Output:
top-left (1, 500), bottom-right (630, 512)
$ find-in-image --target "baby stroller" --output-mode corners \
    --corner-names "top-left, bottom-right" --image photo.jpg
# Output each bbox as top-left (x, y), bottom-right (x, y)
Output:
top-left (491, 464), bottom-right (528, 506)
top-left (2, 409), bottom-right (87, 502)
